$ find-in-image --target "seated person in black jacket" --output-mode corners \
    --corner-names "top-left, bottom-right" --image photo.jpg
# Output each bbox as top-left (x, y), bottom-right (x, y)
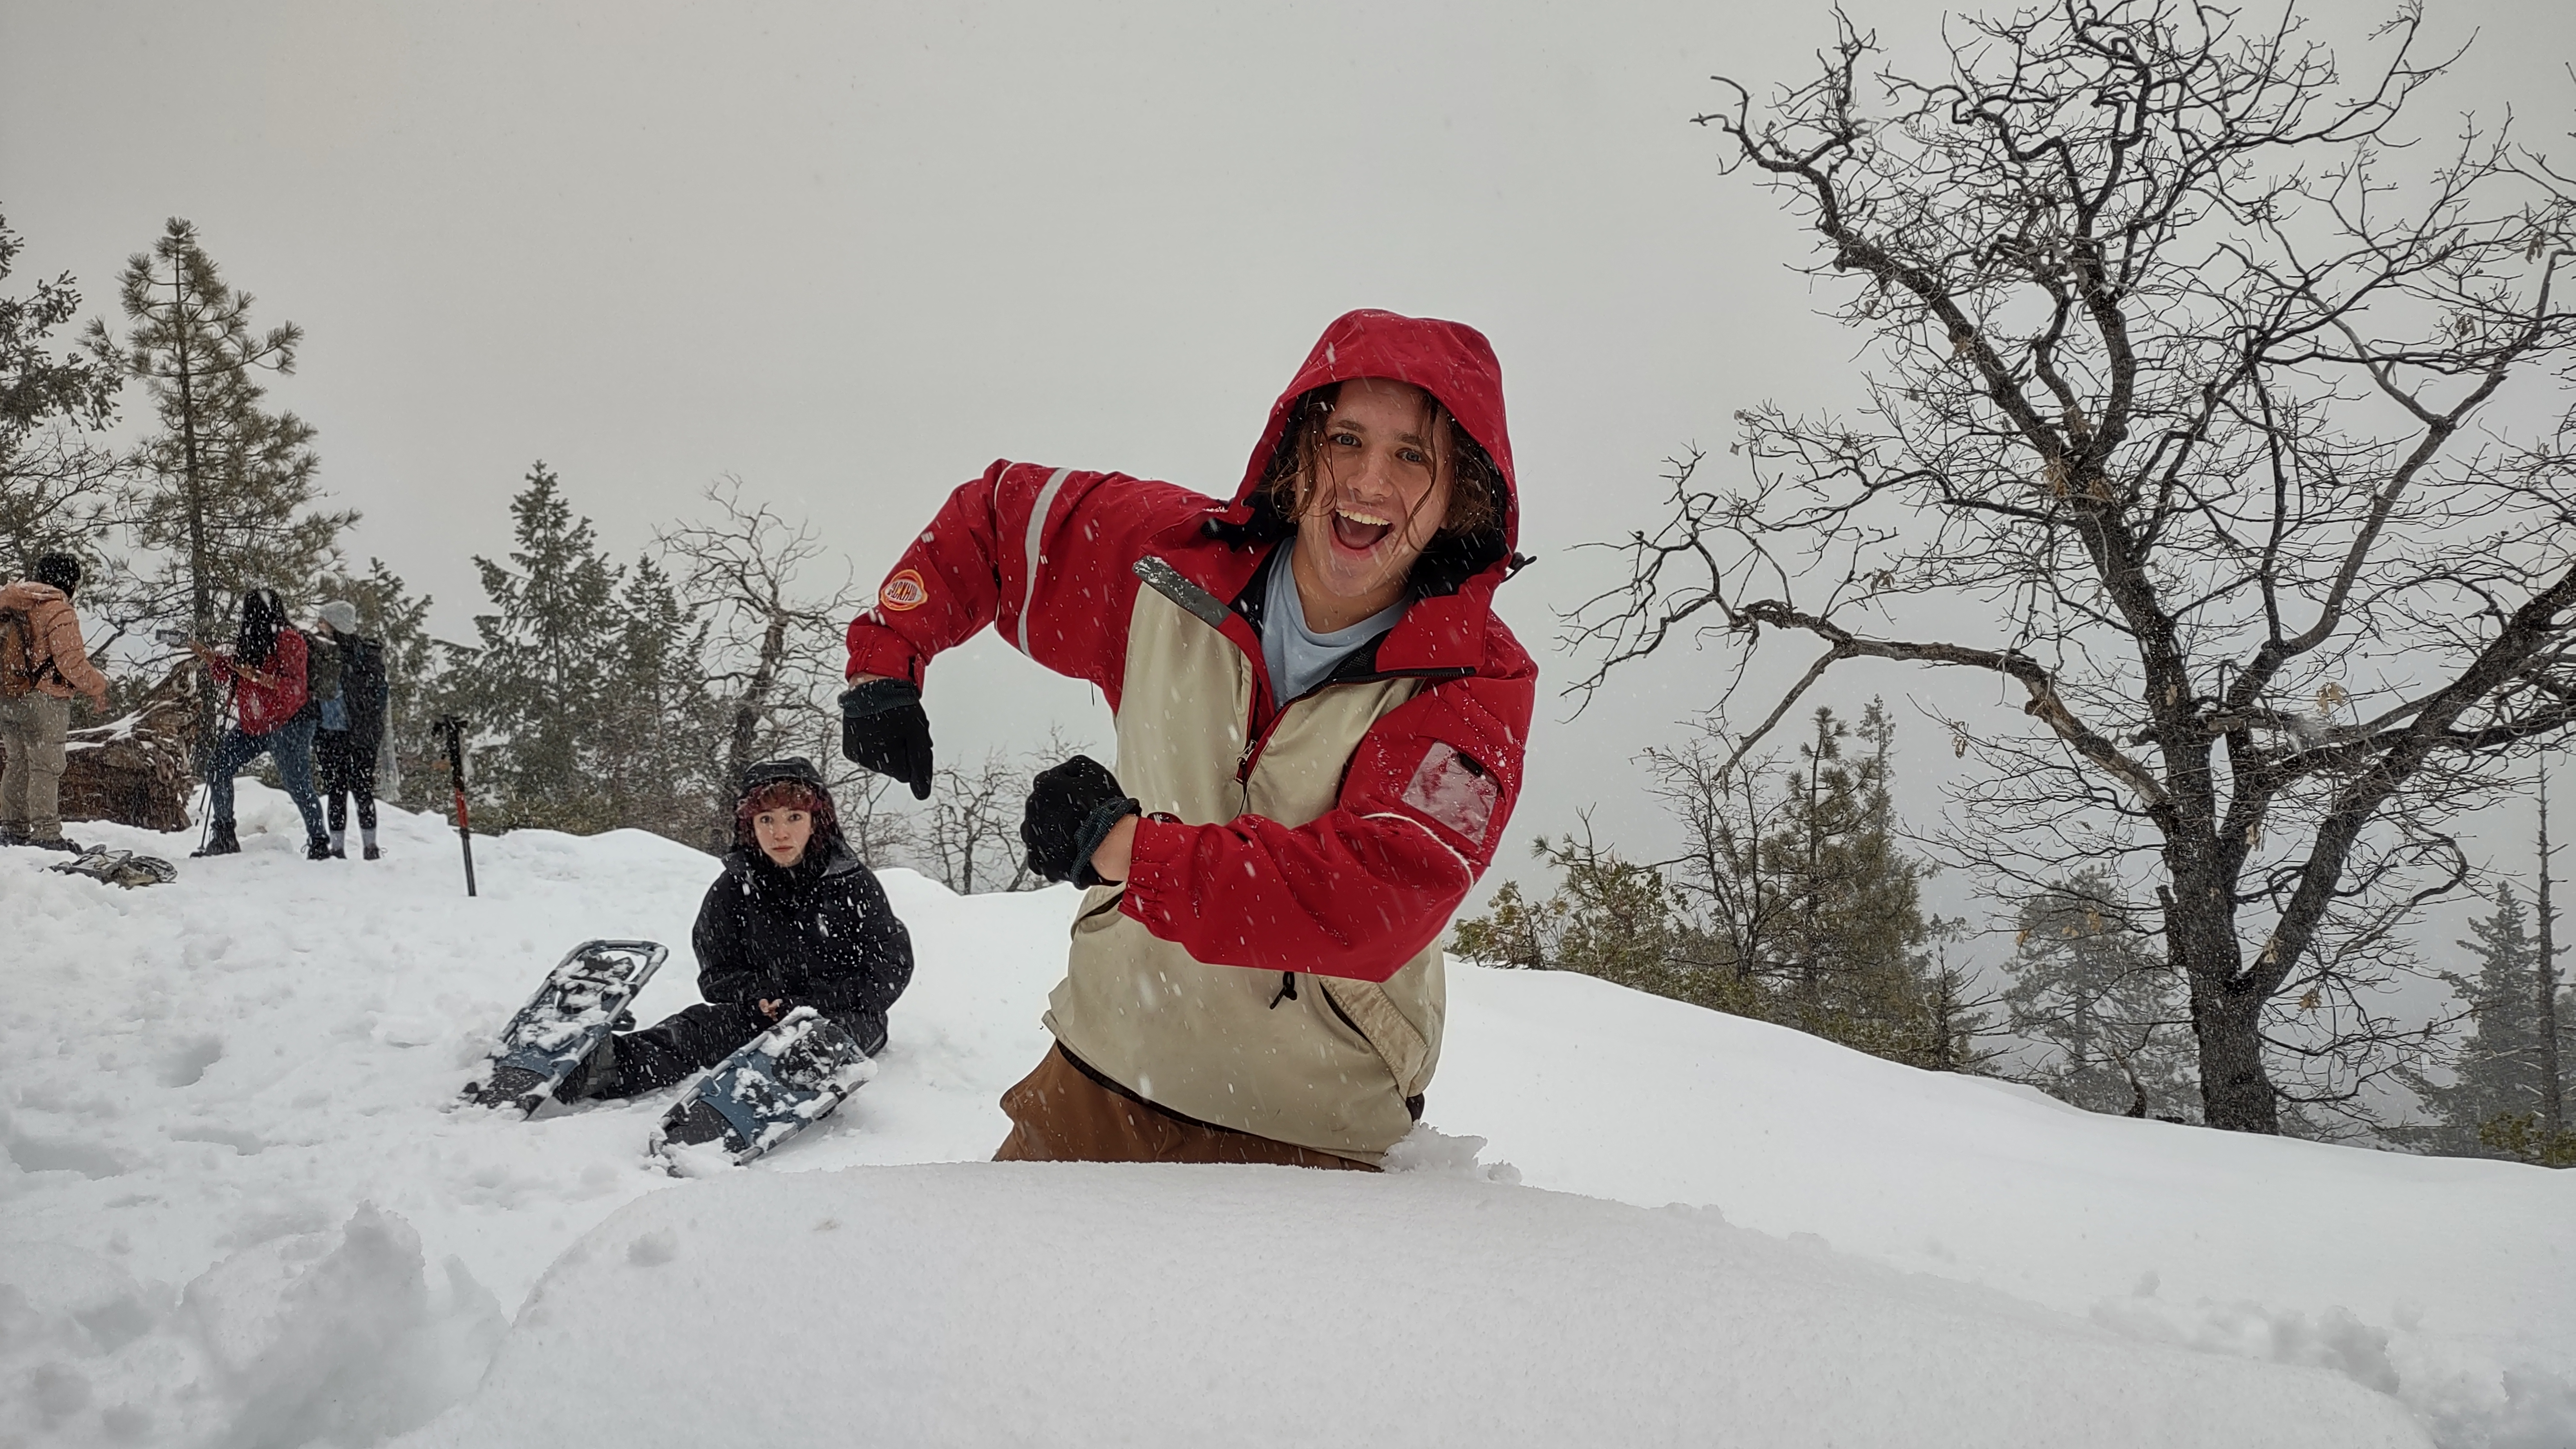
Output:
top-left (560, 757), bottom-right (914, 1101)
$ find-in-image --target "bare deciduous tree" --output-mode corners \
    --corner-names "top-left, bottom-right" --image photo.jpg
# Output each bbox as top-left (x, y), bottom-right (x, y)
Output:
top-left (915, 726), bottom-right (1096, 895)
top-left (1569, 2), bottom-right (2576, 1132)
top-left (658, 478), bottom-right (862, 850)
top-left (834, 763), bottom-right (919, 869)
top-left (919, 748), bottom-right (1031, 895)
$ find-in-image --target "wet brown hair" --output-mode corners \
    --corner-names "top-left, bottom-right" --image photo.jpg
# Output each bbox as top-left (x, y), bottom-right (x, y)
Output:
top-left (732, 779), bottom-right (838, 856)
top-left (1256, 382), bottom-right (1504, 542)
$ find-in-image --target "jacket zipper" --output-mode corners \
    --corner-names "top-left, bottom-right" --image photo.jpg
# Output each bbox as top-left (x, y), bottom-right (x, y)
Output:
top-left (1235, 663), bottom-right (1475, 784)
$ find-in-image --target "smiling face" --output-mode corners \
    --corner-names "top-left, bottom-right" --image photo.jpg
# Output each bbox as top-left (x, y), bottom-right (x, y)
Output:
top-left (1285, 377), bottom-right (1456, 633)
top-left (753, 808), bottom-right (814, 867)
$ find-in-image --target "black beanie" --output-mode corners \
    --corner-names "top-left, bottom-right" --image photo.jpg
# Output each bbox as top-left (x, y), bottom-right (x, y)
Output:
top-left (32, 553), bottom-right (81, 596)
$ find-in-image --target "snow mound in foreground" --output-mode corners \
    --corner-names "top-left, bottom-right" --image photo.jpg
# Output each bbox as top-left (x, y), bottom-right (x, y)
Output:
top-left (400, 1163), bottom-right (2427, 1449)
top-left (1, 1205), bottom-right (502, 1448)
top-left (4, 785), bottom-right (2573, 1447)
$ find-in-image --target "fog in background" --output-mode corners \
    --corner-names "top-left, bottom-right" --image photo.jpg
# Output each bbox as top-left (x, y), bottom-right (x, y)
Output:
top-left (8, 0), bottom-right (2575, 974)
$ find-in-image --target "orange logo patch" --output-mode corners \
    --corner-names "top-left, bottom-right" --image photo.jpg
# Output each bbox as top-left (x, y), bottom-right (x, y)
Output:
top-left (879, 569), bottom-right (929, 612)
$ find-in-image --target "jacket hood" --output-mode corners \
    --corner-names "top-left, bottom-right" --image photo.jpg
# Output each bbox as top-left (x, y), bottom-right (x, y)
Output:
top-left (735, 755), bottom-right (829, 800)
top-left (730, 756), bottom-right (850, 859)
top-left (0, 581), bottom-right (69, 611)
top-left (1232, 309), bottom-right (1519, 558)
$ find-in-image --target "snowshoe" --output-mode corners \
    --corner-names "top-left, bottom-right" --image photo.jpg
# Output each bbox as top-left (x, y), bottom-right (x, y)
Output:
top-left (648, 1008), bottom-right (876, 1170)
top-left (462, 940), bottom-right (668, 1114)
top-left (46, 847), bottom-right (177, 888)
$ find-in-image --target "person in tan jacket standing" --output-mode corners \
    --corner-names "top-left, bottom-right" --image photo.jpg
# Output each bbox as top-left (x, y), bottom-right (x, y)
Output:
top-left (0, 553), bottom-right (112, 851)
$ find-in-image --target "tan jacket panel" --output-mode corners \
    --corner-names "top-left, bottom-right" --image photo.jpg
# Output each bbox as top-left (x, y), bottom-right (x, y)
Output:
top-left (1043, 582), bottom-right (1446, 1163)
top-left (0, 582), bottom-right (107, 702)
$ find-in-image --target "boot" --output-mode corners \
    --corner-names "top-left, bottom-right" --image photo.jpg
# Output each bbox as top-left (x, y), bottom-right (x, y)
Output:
top-left (306, 836), bottom-right (333, 861)
top-left (192, 820), bottom-right (241, 857)
top-left (0, 821), bottom-right (25, 847)
top-left (552, 1037), bottom-right (623, 1104)
top-left (329, 829), bottom-right (346, 859)
top-left (362, 844), bottom-right (382, 861)
top-left (361, 827), bottom-right (380, 862)
top-left (24, 833), bottom-right (84, 854)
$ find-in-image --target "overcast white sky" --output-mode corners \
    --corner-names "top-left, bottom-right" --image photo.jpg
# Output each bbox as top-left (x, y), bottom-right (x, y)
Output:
top-left (7, 0), bottom-right (2574, 956)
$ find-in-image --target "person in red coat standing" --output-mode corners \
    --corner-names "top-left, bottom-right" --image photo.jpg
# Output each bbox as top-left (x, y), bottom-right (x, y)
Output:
top-left (838, 309), bottom-right (1536, 1169)
top-left (186, 588), bottom-right (331, 859)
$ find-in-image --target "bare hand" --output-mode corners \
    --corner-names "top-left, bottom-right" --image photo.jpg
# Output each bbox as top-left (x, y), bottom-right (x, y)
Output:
top-left (1087, 815), bottom-right (1140, 884)
top-left (759, 999), bottom-right (784, 1021)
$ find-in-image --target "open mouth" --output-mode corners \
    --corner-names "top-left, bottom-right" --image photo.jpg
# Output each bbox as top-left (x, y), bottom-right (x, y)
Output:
top-left (1331, 507), bottom-right (1394, 553)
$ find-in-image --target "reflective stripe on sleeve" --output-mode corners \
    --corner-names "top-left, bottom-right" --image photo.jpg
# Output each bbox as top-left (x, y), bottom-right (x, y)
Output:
top-left (1016, 467), bottom-right (1074, 655)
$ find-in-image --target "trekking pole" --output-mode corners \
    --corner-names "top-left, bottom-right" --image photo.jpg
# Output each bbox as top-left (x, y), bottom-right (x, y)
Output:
top-left (430, 715), bottom-right (478, 897)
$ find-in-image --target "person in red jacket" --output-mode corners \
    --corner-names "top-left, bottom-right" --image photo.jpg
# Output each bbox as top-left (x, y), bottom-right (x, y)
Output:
top-left (186, 588), bottom-right (331, 859)
top-left (839, 309), bottom-right (1535, 1168)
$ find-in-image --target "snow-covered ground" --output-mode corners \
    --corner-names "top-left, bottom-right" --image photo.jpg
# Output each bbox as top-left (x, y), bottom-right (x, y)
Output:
top-left (3, 784), bottom-right (2569, 1447)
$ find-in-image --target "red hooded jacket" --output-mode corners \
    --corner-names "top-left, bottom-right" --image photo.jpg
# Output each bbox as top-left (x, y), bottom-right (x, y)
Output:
top-left (845, 310), bottom-right (1536, 983)
top-left (210, 629), bottom-right (311, 737)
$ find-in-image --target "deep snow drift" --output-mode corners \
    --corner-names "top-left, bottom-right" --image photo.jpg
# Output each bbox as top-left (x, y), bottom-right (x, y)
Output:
top-left (1, 784), bottom-right (2569, 1447)
top-left (406, 1165), bottom-right (2423, 1449)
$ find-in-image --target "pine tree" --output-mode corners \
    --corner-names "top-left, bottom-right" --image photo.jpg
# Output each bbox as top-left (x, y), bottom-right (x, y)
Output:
top-left (2402, 884), bottom-right (2576, 1158)
top-left (94, 219), bottom-right (353, 751)
top-left (1756, 702), bottom-right (1953, 1060)
top-left (594, 554), bottom-right (721, 843)
top-left (1453, 828), bottom-right (1684, 989)
top-left (1454, 701), bottom-right (1979, 1070)
top-left (2001, 868), bottom-right (2200, 1120)
top-left (459, 463), bottom-right (623, 831)
top-left (1, 213), bottom-right (126, 609)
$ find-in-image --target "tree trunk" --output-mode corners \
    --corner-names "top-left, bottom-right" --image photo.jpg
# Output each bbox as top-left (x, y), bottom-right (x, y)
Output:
top-left (177, 270), bottom-right (216, 768)
top-left (2538, 767), bottom-right (2564, 1135)
top-left (2190, 984), bottom-right (2278, 1132)
top-left (710, 609), bottom-right (790, 852)
top-left (2168, 866), bottom-right (2280, 1132)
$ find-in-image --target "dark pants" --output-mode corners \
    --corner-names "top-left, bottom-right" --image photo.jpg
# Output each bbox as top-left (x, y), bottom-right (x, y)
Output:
top-left (206, 717), bottom-right (327, 844)
top-left (610, 1002), bottom-right (888, 1097)
top-left (316, 729), bottom-right (378, 833)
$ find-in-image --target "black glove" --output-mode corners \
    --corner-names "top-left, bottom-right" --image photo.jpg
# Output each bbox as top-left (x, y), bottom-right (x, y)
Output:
top-left (838, 679), bottom-right (933, 800)
top-left (1021, 755), bottom-right (1141, 887)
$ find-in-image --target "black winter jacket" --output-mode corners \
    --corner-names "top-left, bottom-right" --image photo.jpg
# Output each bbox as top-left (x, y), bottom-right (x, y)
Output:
top-left (337, 636), bottom-right (389, 751)
top-left (691, 840), bottom-right (914, 1037)
top-left (309, 634), bottom-right (389, 749)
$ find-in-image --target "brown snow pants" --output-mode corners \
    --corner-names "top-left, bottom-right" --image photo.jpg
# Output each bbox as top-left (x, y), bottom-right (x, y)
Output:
top-left (994, 1042), bottom-right (1376, 1171)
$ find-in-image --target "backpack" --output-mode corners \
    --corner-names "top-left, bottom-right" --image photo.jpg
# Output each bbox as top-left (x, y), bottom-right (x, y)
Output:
top-left (0, 606), bottom-right (48, 699)
top-left (342, 637), bottom-right (389, 738)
